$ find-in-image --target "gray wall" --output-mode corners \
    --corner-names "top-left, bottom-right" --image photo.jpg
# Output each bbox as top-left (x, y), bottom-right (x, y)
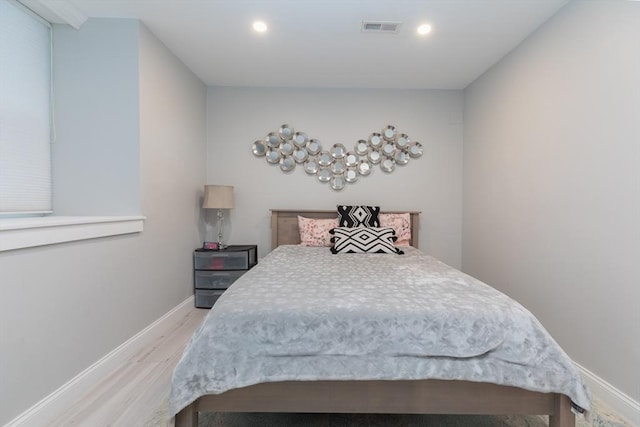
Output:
top-left (207, 87), bottom-right (464, 267)
top-left (0, 20), bottom-right (206, 424)
top-left (463, 1), bottom-right (640, 403)
top-left (138, 23), bottom-right (207, 314)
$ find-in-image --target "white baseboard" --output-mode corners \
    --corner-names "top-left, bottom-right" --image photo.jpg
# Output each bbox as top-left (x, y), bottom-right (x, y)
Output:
top-left (5, 296), bottom-right (195, 427)
top-left (576, 362), bottom-right (640, 426)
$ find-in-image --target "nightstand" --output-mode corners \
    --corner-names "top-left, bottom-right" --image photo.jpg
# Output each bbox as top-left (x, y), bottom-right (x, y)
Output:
top-left (193, 245), bottom-right (257, 308)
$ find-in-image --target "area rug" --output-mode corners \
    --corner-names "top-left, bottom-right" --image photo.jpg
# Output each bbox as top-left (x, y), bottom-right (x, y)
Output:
top-left (146, 398), bottom-right (630, 427)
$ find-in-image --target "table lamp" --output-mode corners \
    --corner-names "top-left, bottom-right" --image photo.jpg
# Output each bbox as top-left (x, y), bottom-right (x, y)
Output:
top-left (203, 185), bottom-right (234, 249)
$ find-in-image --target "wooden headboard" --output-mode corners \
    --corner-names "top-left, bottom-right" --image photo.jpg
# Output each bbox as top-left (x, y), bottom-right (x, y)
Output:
top-left (270, 209), bottom-right (420, 250)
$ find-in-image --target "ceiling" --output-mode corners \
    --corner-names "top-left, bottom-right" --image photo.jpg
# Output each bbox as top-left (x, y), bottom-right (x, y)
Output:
top-left (47, 0), bottom-right (568, 90)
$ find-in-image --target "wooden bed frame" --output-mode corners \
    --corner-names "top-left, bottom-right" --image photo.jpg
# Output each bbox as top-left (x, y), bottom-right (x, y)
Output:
top-left (175, 209), bottom-right (575, 427)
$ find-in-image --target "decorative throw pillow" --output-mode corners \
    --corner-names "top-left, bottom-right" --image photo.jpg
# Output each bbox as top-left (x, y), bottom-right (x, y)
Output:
top-left (330, 227), bottom-right (404, 254)
top-left (379, 213), bottom-right (411, 246)
top-left (337, 205), bottom-right (381, 228)
top-left (298, 216), bottom-right (339, 247)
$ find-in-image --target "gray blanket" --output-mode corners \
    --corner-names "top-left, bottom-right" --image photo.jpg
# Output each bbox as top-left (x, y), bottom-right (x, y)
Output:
top-left (169, 246), bottom-right (591, 416)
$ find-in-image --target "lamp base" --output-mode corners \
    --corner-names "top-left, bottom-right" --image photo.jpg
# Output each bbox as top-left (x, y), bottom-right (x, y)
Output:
top-left (216, 209), bottom-right (228, 250)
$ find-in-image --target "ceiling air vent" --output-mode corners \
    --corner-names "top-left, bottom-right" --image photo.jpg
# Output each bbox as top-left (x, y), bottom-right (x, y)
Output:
top-left (361, 21), bottom-right (401, 34)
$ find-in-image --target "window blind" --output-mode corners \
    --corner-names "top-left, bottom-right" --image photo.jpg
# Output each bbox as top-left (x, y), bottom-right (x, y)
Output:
top-left (0, 0), bottom-right (52, 214)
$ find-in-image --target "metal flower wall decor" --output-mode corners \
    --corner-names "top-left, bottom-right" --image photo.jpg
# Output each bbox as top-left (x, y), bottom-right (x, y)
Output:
top-left (250, 124), bottom-right (424, 191)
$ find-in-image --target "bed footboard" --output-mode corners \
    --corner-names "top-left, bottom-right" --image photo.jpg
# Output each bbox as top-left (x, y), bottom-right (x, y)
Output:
top-left (550, 394), bottom-right (575, 427)
top-left (175, 402), bottom-right (197, 427)
top-left (173, 381), bottom-right (574, 427)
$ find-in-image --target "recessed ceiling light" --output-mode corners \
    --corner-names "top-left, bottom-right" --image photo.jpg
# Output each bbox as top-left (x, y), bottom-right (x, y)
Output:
top-left (253, 21), bottom-right (267, 33)
top-left (417, 24), bottom-right (432, 35)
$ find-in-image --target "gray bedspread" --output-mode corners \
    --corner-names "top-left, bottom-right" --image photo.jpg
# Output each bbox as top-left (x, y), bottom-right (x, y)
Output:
top-left (169, 245), bottom-right (591, 416)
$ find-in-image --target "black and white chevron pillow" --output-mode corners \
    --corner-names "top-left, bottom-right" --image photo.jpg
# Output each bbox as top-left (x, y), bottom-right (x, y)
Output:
top-left (337, 205), bottom-right (380, 227)
top-left (330, 227), bottom-right (404, 254)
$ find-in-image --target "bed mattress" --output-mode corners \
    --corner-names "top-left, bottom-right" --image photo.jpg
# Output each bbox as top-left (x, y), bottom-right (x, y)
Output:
top-left (169, 245), bottom-right (590, 417)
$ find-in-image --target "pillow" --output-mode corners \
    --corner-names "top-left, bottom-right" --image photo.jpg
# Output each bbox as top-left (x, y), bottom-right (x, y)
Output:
top-left (298, 216), bottom-right (339, 247)
top-left (379, 213), bottom-right (411, 246)
top-left (330, 227), bottom-right (404, 254)
top-left (337, 205), bottom-right (381, 228)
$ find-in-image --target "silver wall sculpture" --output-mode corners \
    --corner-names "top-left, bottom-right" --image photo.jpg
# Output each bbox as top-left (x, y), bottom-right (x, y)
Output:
top-left (251, 124), bottom-right (423, 191)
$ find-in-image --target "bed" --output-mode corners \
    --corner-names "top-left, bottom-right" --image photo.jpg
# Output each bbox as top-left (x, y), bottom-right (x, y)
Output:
top-left (171, 209), bottom-right (589, 427)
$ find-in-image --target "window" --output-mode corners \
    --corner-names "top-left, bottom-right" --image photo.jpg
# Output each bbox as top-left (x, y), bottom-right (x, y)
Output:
top-left (0, 2), bottom-right (144, 251)
top-left (0, 0), bottom-right (52, 214)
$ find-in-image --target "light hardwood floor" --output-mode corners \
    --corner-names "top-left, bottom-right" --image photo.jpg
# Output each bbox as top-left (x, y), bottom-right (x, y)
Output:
top-left (48, 307), bottom-right (208, 427)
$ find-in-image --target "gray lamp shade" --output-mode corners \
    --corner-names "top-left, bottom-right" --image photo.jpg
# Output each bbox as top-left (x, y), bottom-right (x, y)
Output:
top-left (203, 185), bottom-right (234, 209)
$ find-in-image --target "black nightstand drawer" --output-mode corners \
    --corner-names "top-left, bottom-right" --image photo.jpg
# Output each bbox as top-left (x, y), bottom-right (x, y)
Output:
top-left (195, 289), bottom-right (225, 309)
top-left (193, 245), bottom-right (257, 309)
top-left (194, 251), bottom-right (251, 270)
top-left (195, 270), bottom-right (244, 289)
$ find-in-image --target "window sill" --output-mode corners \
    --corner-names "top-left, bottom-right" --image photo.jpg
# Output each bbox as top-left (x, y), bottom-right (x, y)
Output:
top-left (0, 216), bottom-right (145, 252)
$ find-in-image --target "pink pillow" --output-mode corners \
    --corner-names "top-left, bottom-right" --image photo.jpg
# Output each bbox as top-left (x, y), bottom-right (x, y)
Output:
top-left (379, 213), bottom-right (411, 246)
top-left (298, 216), bottom-right (339, 247)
